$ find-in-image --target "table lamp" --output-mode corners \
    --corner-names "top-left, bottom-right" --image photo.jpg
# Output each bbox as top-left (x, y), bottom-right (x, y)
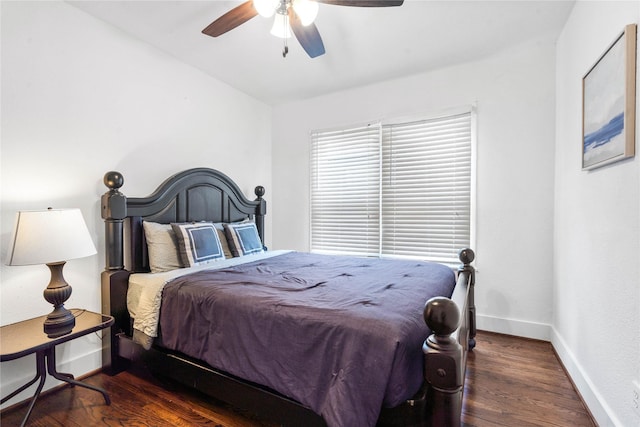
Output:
top-left (6, 208), bottom-right (97, 337)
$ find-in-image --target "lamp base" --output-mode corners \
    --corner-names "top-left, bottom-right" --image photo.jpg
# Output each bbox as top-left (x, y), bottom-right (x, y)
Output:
top-left (44, 307), bottom-right (76, 338)
top-left (43, 262), bottom-right (76, 338)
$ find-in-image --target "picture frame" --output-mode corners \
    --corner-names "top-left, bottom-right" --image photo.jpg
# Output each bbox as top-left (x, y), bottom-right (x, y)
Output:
top-left (582, 23), bottom-right (636, 170)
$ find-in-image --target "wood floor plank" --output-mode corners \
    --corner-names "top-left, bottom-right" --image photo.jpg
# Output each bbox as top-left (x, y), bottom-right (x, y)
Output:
top-left (1, 331), bottom-right (595, 426)
top-left (461, 332), bottom-right (595, 427)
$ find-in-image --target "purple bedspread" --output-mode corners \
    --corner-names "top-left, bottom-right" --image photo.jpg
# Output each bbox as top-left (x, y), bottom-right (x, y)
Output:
top-left (159, 251), bottom-right (455, 427)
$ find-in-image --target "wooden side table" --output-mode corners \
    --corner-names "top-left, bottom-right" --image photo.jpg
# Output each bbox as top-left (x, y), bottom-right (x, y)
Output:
top-left (0, 309), bottom-right (115, 426)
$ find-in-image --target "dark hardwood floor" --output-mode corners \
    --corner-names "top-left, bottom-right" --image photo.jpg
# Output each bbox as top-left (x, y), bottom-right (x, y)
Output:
top-left (1, 331), bottom-right (595, 426)
top-left (461, 332), bottom-right (595, 427)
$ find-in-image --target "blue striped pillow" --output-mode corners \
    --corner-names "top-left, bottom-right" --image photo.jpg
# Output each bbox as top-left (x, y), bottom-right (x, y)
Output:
top-left (171, 222), bottom-right (225, 267)
top-left (224, 222), bottom-right (264, 257)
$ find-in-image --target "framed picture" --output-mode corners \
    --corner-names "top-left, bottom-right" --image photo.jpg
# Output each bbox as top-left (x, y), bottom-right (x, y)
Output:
top-left (582, 23), bottom-right (637, 170)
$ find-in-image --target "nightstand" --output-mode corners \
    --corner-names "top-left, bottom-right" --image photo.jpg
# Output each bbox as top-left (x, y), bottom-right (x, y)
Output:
top-left (0, 309), bottom-right (115, 426)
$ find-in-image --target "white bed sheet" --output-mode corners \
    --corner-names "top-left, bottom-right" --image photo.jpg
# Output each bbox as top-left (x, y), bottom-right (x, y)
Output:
top-left (127, 250), bottom-right (291, 349)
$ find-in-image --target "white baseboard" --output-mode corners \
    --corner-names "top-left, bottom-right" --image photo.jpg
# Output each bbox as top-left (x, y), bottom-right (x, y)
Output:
top-left (550, 327), bottom-right (620, 427)
top-left (476, 313), bottom-right (551, 341)
top-left (476, 315), bottom-right (619, 427)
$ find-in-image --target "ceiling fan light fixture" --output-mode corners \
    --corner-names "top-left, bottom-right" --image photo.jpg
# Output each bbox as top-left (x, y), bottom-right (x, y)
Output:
top-left (254, 0), bottom-right (278, 17)
top-left (292, 0), bottom-right (319, 26)
top-left (270, 12), bottom-right (292, 39)
top-left (202, 0), bottom-right (403, 58)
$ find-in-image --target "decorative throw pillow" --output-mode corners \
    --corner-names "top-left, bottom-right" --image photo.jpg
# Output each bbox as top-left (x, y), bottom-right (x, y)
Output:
top-left (142, 221), bottom-right (184, 273)
top-left (213, 223), bottom-right (234, 259)
top-left (224, 221), bottom-right (264, 257)
top-left (171, 222), bottom-right (225, 267)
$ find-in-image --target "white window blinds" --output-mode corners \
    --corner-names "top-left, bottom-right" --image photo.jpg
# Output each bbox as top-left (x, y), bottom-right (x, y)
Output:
top-left (310, 124), bottom-right (381, 256)
top-left (381, 112), bottom-right (472, 263)
top-left (310, 109), bottom-right (473, 264)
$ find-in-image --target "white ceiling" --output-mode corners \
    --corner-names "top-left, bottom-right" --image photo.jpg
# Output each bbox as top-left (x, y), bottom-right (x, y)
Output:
top-left (67, 0), bottom-right (575, 106)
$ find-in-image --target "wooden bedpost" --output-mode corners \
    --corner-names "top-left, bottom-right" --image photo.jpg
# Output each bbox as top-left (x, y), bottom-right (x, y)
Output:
top-left (422, 248), bottom-right (475, 427)
top-left (254, 185), bottom-right (266, 246)
top-left (101, 171), bottom-right (131, 374)
top-left (101, 171), bottom-right (126, 271)
top-left (458, 248), bottom-right (476, 349)
top-left (423, 297), bottom-right (463, 427)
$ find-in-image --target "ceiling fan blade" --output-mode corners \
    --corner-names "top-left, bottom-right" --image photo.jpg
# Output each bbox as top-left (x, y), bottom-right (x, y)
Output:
top-left (315, 0), bottom-right (403, 6)
top-left (289, 8), bottom-right (326, 58)
top-left (202, 1), bottom-right (258, 37)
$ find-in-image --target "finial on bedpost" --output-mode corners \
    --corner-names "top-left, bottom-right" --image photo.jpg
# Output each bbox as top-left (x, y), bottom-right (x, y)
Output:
top-left (458, 248), bottom-right (474, 266)
top-left (104, 171), bottom-right (124, 191)
top-left (424, 297), bottom-right (461, 342)
top-left (101, 171), bottom-right (127, 271)
top-left (254, 185), bottom-right (265, 199)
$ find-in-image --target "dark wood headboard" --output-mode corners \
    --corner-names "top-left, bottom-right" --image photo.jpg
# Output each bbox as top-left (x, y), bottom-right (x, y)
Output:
top-left (101, 168), bottom-right (266, 273)
top-left (100, 168), bottom-right (266, 372)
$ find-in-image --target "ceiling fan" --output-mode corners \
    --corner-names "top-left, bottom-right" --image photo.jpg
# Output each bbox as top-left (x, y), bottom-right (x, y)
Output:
top-left (202, 0), bottom-right (404, 58)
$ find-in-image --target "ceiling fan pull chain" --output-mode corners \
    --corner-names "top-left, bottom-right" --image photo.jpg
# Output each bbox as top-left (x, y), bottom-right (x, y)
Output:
top-left (282, 9), bottom-right (290, 57)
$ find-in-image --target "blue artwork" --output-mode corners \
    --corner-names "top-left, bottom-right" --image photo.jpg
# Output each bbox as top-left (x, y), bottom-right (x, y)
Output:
top-left (583, 30), bottom-right (626, 169)
top-left (583, 112), bottom-right (624, 153)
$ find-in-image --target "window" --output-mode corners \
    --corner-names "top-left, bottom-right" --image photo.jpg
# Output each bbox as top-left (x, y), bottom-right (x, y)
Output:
top-left (310, 108), bottom-right (474, 264)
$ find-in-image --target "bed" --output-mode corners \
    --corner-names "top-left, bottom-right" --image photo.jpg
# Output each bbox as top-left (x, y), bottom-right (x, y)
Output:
top-left (100, 167), bottom-right (476, 427)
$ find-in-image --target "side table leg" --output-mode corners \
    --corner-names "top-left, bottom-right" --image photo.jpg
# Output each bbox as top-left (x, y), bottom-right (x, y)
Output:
top-left (1, 350), bottom-right (48, 427)
top-left (45, 348), bottom-right (111, 405)
top-left (0, 354), bottom-right (45, 405)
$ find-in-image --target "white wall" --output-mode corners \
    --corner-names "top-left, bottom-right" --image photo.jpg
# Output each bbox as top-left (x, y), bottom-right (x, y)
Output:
top-left (554, 2), bottom-right (639, 426)
top-left (0, 1), bottom-right (271, 406)
top-left (272, 34), bottom-right (558, 340)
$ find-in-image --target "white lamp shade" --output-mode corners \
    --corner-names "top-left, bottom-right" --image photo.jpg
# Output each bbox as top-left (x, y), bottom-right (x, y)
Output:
top-left (6, 208), bottom-right (97, 266)
top-left (270, 13), bottom-right (292, 39)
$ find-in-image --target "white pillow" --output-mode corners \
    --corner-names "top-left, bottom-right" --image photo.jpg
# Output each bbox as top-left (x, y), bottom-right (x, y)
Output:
top-left (142, 221), bottom-right (184, 273)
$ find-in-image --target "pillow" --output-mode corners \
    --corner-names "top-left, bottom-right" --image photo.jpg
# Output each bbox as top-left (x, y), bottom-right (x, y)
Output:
top-left (213, 223), bottom-right (234, 259)
top-left (142, 221), bottom-right (184, 273)
top-left (171, 222), bottom-right (225, 267)
top-left (224, 221), bottom-right (264, 257)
